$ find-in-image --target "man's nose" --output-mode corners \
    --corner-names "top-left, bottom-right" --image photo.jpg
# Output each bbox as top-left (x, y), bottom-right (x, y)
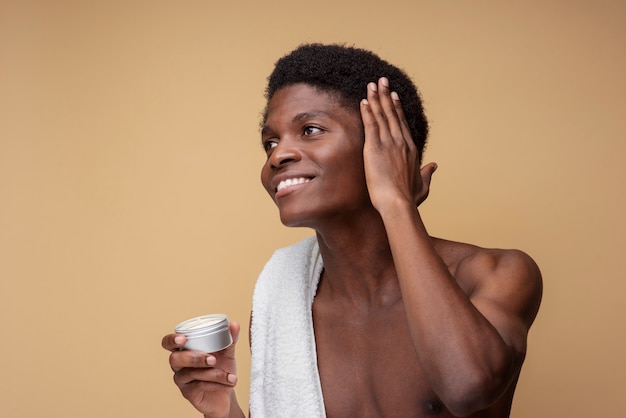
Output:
top-left (269, 137), bottom-right (301, 168)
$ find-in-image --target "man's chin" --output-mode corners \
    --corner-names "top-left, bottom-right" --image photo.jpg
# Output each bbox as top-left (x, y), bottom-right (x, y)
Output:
top-left (279, 213), bottom-right (312, 229)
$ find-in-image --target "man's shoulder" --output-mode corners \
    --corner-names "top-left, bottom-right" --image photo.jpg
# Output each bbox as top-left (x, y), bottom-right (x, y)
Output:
top-left (431, 236), bottom-right (542, 296)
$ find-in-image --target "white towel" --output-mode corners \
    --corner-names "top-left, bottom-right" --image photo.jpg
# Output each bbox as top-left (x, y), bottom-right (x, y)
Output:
top-left (250, 236), bottom-right (326, 417)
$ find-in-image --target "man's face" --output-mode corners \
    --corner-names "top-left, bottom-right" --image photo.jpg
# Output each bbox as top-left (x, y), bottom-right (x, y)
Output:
top-left (260, 83), bottom-right (370, 228)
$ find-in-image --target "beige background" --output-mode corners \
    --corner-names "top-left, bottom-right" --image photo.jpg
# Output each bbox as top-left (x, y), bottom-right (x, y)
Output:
top-left (1, 0), bottom-right (625, 417)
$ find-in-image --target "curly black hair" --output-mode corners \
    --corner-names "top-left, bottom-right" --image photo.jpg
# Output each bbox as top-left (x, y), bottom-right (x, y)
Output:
top-left (263, 43), bottom-right (429, 162)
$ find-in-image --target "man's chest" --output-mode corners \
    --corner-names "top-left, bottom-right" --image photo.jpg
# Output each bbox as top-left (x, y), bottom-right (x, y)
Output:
top-left (312, 304), bottom-right (450, 417)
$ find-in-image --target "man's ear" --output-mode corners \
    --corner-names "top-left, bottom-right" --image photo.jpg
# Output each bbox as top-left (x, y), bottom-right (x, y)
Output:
top-left (415, 162), bottom-right (438, 207)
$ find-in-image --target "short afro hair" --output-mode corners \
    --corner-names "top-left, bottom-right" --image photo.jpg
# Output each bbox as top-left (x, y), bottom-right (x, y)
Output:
top-left (263, 43), bottom-right (429, 162)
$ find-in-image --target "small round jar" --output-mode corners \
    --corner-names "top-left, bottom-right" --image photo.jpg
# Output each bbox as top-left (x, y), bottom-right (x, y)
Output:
top-left (175, 314), bottom-right (233, 353)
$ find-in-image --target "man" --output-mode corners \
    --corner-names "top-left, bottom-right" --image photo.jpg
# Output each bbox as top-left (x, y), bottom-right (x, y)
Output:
top-left (162, 43), bottom-right (543, 418)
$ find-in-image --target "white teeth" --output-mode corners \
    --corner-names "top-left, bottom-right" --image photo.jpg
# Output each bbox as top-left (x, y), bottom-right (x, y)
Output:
top-left (277, 177), bottom-right (311, 192)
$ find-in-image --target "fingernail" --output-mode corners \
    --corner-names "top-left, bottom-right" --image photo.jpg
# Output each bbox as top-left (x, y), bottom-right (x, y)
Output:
top-left (361, 98), bottom-right (369, 106)
top-left (206, 355), bottom-right (216, 366)
top-left (380, 77), bottom-right (389, 87)
top-left (227, 374), bottom-right (237, 384)
top-left (174, 335), bottom-right (185, 345)
top-left (369, 82), bottom-right (377, 92)
top-left (391, 91), bottom-right (400, 101)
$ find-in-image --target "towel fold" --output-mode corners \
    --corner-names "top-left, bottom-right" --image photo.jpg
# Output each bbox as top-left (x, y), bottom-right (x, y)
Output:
top-left (250, 236), bottom-right (326, 417)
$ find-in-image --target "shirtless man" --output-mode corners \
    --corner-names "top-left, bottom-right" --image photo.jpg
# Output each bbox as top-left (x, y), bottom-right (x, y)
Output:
top-left (162, 44), bottom-right (543, 417)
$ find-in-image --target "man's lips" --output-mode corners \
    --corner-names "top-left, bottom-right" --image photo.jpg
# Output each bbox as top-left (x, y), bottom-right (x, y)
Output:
top-left (275, 177), bottom-right (313, 193)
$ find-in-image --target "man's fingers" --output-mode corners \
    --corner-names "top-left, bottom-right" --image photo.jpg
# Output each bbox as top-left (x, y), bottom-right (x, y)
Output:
top-left (360, 97), bottom-right (379, 145)
top-left (377, 77), bottom-right (404, 141)
top-left (170, 349), bottom-right (217, 372)
top-left (361, 78), bottom-right (408, 145)
top-left (391, 91), bottom-right (413, 142)
top-left (174, 367), bottom-right (237, 388)
top-left (162, 333), bottom-right (186, 351)
top-left (229, 321), bottom-right (241, 345)
top-left (364, 79), bottom-right (396, 141)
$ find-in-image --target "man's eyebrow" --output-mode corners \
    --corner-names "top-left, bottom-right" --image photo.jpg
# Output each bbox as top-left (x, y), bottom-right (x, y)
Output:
top-left (261, 124), bottom-right (273, 137)
top-left (262, 110), bottom-right (331, 137)
top-left (292, 110), bottom-right (330, 122)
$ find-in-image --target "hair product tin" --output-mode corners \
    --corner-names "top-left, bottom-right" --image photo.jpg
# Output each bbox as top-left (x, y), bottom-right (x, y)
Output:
top-left (175, 314), bottom-right (233, 353)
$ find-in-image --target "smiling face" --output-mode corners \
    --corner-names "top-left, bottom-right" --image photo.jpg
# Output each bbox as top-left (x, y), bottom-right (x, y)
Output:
top-left (260, 83), bottom-right (371, 229)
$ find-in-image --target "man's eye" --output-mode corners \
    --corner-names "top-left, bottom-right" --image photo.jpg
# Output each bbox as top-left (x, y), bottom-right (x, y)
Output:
top-left (263, 140), bottom-right (278, 152)
top-left (303, 126), bottom-right (322, 135)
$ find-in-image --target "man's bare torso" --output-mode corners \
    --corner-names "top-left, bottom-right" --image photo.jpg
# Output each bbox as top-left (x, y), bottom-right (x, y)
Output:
top-left (312, 237), bottom-right (518, 418)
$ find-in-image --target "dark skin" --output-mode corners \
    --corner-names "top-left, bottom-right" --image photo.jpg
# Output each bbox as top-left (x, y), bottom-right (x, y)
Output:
top-left (162, 79), bottom-right (542, 418)
top-left (312, 237), bottom-right (532, 418)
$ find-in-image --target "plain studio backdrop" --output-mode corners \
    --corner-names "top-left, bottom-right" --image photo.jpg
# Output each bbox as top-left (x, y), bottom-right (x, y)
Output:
top-left (1, 1), bottom-right (625, 417)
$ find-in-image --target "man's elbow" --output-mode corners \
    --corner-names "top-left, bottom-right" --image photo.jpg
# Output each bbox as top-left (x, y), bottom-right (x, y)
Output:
top-left (440, 365), bottom-right (515, 417)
